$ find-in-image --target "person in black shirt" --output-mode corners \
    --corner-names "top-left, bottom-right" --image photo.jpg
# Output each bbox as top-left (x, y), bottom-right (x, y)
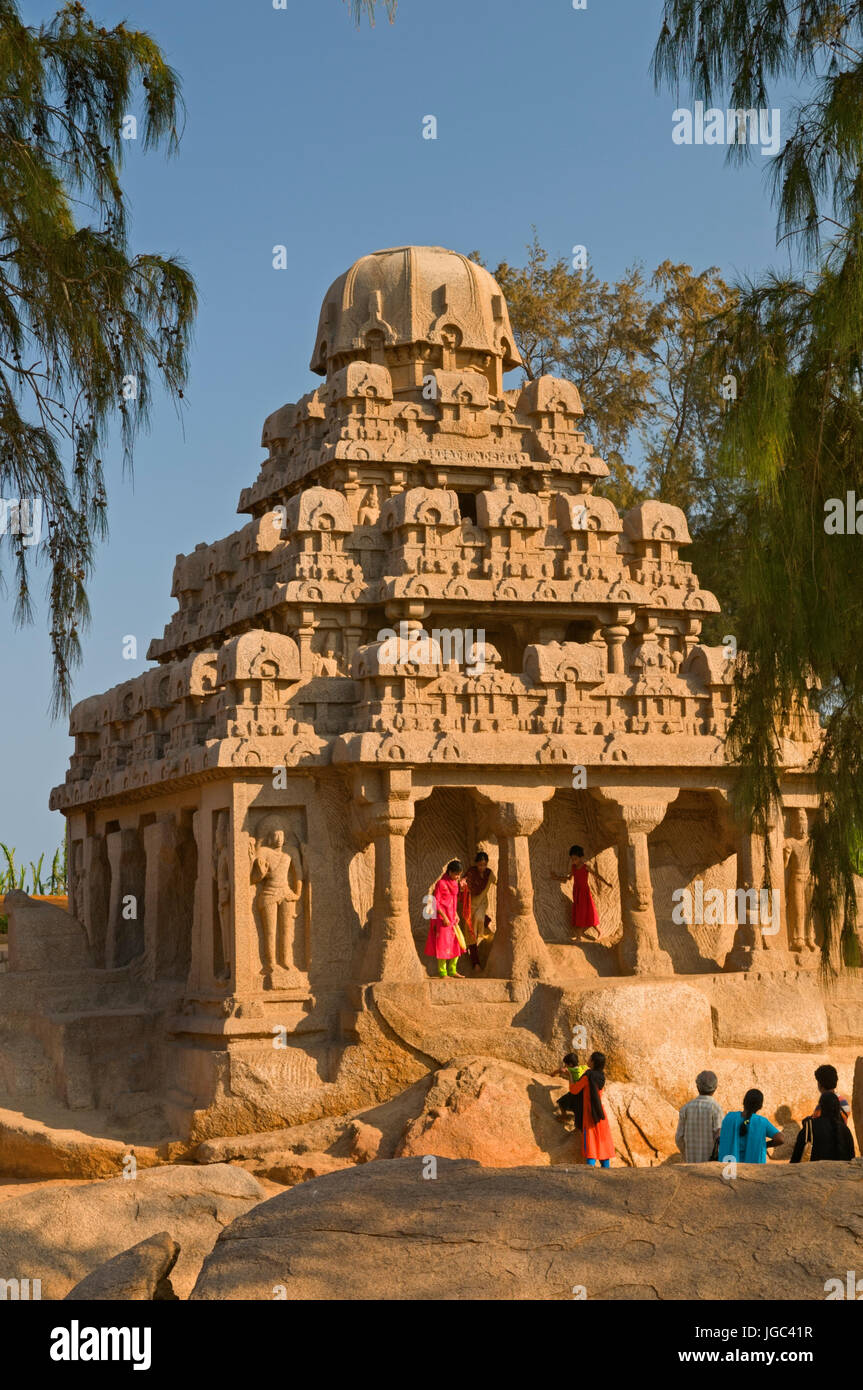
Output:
top-left (790, 1091), bottom-right (856, 1162)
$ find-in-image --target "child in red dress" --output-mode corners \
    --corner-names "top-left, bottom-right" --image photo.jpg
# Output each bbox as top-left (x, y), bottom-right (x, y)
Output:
top-left (551, 844), bottom-right (612, 941)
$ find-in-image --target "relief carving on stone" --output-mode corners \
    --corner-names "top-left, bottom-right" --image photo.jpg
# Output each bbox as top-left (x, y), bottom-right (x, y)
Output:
top-left (784, 808), bottom-right (816, 954)
top-left (249, 812), bottom-right (308, 989)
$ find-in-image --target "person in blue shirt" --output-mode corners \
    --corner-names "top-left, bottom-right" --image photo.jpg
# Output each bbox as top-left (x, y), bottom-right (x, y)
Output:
top-left (718, 1089), bottom-right (784, 1163)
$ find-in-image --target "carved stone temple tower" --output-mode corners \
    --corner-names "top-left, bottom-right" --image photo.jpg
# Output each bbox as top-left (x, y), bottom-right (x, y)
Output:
top-left (33, 245), bottom-right (839, 1141)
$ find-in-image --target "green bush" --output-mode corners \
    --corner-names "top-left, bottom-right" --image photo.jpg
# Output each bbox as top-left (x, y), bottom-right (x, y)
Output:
top-left (0, 841), bottom-right (67, 932)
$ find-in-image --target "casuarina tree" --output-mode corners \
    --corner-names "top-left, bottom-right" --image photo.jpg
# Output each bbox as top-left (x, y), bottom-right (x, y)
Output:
top-left (0, 0), bottom-right (196, 715)
top-left (654, 0), bottom-right (863, 963)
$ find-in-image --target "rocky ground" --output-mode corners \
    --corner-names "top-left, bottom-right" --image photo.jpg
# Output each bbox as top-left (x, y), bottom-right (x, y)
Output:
top-left (0, 1054), bottom-right (859, 1299)
top-left (189, 1156), bottom-right (863, 1301)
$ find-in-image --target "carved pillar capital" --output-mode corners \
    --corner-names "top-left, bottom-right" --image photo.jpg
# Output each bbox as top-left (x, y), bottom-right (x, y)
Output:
top-left (489, 799), bottom-right (545, 839)
top-left (356, 799), bottom-right (415, 841)
top-left (351, 768), bottom-right (414, 840)
top-left (591, 788), bottom-right (676, 840)
top-left (618, 801), bottom-right (671, 838)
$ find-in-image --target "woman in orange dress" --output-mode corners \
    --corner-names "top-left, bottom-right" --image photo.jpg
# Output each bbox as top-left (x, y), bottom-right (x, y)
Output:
top-left (551, 844), bottom-right (611, 942)
top-left (569, 1051), bottom-right (614, 1167)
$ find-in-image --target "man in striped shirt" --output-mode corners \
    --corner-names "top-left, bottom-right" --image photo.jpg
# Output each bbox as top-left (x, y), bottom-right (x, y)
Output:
top-left (675, 1070), bottom-right (723, 1163)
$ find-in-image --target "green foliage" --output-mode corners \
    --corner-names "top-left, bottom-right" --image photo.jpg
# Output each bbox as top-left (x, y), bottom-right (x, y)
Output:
top-left (0, 839), bottom-right (67, 930)
top-left (49, 839), bottom-right (67, 894)
top-left (472, 236), bottom-right (658, 508)
top-left (472, 238), bottom-right (737, 637)
top-left (0, 1), bottom-right (197, 716)
top-left (0, 839), bottom-right (66, 894)
top-left (0, 842), bottom-right (25, 892)
top-left (653, 0), bottom-right (863, 963)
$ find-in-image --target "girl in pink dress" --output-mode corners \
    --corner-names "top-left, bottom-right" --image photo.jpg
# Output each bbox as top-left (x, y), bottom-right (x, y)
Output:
top-left (551, 844), bottom-right (612, 941)
top-left (424, 860), bottom-right (465, 978)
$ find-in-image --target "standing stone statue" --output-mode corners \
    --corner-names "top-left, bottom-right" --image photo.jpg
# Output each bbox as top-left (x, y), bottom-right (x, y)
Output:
top-left (784, 809), bottom-right (816, 953)
top-left (249, 816), bottom-right (305, 989)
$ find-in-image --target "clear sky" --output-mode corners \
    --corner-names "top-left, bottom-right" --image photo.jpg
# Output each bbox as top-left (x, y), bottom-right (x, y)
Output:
top-left (2, 0), bottom-right (792, 867)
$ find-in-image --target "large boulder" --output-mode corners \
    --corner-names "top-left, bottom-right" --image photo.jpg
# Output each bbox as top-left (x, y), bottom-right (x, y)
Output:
top-left (395, 1058), bottom-right (571, 1167)
top-left (0, 1104), bottom-right (162, 1179)
top-left (0, 1163), bottom-right (266, 1299)
top-left (3, 892), bottom-right (90, 973)
top-left (190, 1156), bottom-right (863, 1301)
top-left (63, 1233), bottom-right (179, 1301)
top-left (699, 974), bottom-right (828, 1051)
top-left (603, 1082), bottom-right (681, 1166)
top-left (563, 982), bottom-right (713, 1108)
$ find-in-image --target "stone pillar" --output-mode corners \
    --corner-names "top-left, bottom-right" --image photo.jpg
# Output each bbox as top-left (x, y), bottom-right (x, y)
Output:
top-left (485, 800), bottom-right (553, 984)
top-left (141, 815), bottom-right (194, 983)
top-left (297, 608), bottom-right (316, 674)
top-left (723, 825), bottom-right (768, 971)
top-left (142, 819), bottom-right (174, 981)
top-left (358, 769), bottom-right (424, 983)
top-left (602, 625), bottom-right (629, 675)
top-left (724, 809), bottom-right (789, 972)
top-left (613, 801), bottom-right (673, 976)
top-left (187, 809), bottom-right (206, 991)
top-left (82, 833), bottom-right (110, 966)
top-left (105, 828), bottom-right (146, 968)
top-left (343, 609), bottom-right (364, 669)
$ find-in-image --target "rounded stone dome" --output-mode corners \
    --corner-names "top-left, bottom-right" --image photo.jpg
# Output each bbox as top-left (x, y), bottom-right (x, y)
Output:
top-left (310, 245), bottom-right (523, 376)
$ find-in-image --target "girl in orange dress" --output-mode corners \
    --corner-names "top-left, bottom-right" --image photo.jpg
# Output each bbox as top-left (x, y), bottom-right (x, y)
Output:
top-left (569, 1051), bottom-right (614, 1167)
top-left (551, 844), bottom-right (612, 941)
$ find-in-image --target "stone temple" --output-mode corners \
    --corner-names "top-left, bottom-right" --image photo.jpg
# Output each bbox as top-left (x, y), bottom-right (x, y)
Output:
top-left (3, 246), bottom-right (859, 1148)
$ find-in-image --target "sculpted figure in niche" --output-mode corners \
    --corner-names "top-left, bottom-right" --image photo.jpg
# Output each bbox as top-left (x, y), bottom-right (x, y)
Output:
top-left (311, 634), bottom-right (341, 677)
top-left (357, 486), bottom-right (379, 526)
top-left (249, 814), bottom-right (306, 988)
top-left (214, 811), bottom-right (232, 980)
top-left (784, 809), bottom-right (816, 952)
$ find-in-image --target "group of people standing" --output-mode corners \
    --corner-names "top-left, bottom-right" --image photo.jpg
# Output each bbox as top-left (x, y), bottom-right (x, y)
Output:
top-left (424, 844), bottom-right (606, 976)
top-left (554, 1057), bottom-right (856, 1168)
top-left (675, 1064), bottom-right (855, 1164)
top-left (424, 853), bottom-right (496, 977)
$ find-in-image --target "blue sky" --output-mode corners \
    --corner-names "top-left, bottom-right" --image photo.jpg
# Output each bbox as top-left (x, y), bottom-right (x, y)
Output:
top-left (3, 0), bottom-right (792, 866)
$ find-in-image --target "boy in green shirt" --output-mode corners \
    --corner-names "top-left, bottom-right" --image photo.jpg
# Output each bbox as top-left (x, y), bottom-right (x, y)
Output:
top-left (555, 1051), bottom-right (588, 1127)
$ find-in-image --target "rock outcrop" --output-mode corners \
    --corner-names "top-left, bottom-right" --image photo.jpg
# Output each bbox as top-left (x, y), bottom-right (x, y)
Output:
top-left (0, 1103), bottom-right (163, 1179)
top-left (191, 1058), bottom-right (700, 1177)
top-left (396, 1058), bottom-right (572, 1167)
top-left (63, 1233), bottom-right (180, 1301)
top-left (191, 1156), bottom-right (863, 1301)
top-left (0, 1163), bottom-right (266, 1299)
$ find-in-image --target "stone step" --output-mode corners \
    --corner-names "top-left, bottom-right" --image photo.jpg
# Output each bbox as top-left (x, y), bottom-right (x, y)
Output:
top-left (414, 1001), bottom-right (521, 1027)
top-left (425, 978), bottom-right (516, 1005)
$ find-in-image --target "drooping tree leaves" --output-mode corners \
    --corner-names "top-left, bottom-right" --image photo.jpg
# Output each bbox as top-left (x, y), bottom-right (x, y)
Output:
top-left (654, 0), bottom-right (863, 964)
top-left (0, 1), bottom-right (196, 715)
top-left (472, 237), bottom-right (738, 636)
